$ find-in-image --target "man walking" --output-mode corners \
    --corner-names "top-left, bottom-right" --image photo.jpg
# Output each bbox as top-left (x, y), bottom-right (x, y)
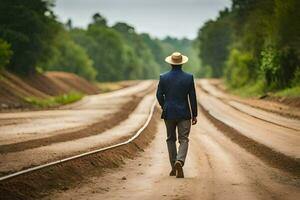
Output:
top-left (156, 52), bottom-right (198, 178)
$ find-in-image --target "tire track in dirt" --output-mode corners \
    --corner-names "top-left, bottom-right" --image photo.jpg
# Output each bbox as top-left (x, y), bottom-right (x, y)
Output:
top-left (198, 100), bottom-right (300, 177)
top-left (227, 101), bottom-right (300, 131)
top-left (193, 111), bottom-right (300, 200)
top-left (0, 81), bottom-right (153, 144)
top-left (198, 80), bottom-right (300, 131)
top-left (0, 107), bottom-right (160, 200)
top-left (0, 85), bottom-right (155, 154)
top-left (46, 108), bottom-right (299, 200)
top-left (0, 93), bottom-right (156, 176)
top-left (199, 79), bottom-right (300, 120)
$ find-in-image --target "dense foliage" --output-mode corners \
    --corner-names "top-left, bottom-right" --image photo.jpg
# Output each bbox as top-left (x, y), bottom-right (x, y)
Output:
top-left (0, 1), bottom-right (199, 81)
top-left (197, 9), bottom-right (233, 78)
top-left (0, 0), bottom-right (59, 74)
top-left (196, 0), bottom-right (300, 93)
top-left (0, 39), bottom-right (12, 70)
top-left (42, 29), bottom-right (97, 80)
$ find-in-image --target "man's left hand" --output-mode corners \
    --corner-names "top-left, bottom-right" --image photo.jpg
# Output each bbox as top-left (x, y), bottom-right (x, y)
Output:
top-left (192, 117), bottom-right (197, 125)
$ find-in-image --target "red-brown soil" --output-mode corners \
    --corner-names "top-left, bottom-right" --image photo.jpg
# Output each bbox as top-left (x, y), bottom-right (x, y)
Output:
top-left (0, 71), bottom-right (99, 110)
top-left (41, 72), bottom-right (99, 95)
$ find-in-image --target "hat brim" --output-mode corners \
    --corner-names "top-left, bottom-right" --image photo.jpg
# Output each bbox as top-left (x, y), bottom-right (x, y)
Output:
top-left (165, 55), bottom-right (189, 65)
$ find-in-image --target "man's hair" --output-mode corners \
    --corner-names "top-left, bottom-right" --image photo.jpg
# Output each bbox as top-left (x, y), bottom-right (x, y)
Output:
top-left (171, 64), bottom-right (182, 67)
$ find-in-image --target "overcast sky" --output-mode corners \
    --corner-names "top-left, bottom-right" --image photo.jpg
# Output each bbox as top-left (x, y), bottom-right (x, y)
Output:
top-left (53, 0), bottom-right (231, 39)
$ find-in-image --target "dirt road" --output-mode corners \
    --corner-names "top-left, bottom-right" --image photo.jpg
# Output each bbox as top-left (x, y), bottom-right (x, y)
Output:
top-left (44, 80), bottom-right (299, 200)
top-left (1, 80), bottom-right (299, 200)
top-left (0, 81), bottom-right (155, 175)
top-left (198, 81), bottom-right (300, 160)
top-left (48, 106), bottom-right (299, 200)
top-left (0, 81), bottom-right (153, 145)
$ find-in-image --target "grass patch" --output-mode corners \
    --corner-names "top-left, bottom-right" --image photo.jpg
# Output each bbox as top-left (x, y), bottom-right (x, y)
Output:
top-left (274, 86), bottom-right (300, 97)
top-left (227, 81), bottom-right (300, 98)
top-left (25, 92), bottom-right (83, 108)
top-left (228, 81), bottom-right (266, 97)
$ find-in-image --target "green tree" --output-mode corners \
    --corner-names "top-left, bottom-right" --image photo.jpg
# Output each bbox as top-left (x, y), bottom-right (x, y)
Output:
top-left (86, 24), bottom-right (127, 81)
top-left (264, 0), bottom-right (300, 88)
top-left (0, 0), bottom-right (59, 74)
top-left (140, 33), bottom-right (165, 68)
top-left (0, 39), bottom-right (12, 70)
top-left (43, 30), bottom-right (97, 80)
top-left (197, 0), bottom-right (300, 93)
top-left (225, 49), bottom-right (253, 88)
top-left (91, 13), bottom-right (107, 27)
top-left (197, 9), bottom-right (233, 77)
top-left (112, 22), bottom-right (160, 79)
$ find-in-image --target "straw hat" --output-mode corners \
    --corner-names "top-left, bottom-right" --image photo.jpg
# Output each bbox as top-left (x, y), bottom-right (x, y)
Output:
top-left (165, 52), bottom-right (189, 65)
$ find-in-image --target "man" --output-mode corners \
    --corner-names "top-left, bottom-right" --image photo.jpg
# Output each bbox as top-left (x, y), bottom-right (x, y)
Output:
top-left (156, 52), bottom-right (198, 178)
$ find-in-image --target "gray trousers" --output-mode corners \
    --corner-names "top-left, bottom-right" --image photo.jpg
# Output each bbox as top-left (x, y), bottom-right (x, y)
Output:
top-left (164, 119), bottom-right (191, 168)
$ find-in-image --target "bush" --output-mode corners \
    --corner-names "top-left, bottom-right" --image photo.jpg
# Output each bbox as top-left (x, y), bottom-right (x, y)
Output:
top-left (292, 66), bottom-right (300, 86)
top-left (260, 46), bottom-right (299, 89)
top-left (224, 49), bottom-right (252, 88)
top-left (0, 39), bottom-right (12, 70)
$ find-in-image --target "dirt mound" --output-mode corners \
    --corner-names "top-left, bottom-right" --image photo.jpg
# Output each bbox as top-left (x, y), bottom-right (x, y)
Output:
top-left (0, 71), bottom-right (48, 109)
top-left (0, 71), bottom-right (99, 110)
top-left (24, 71), bottom-right (99, 96)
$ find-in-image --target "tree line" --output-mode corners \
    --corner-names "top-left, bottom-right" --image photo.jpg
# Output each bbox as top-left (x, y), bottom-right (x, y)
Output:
top-left (0, 0), bottom-right (200, 82)
top-left (197, 0), bottom-right (300, 92)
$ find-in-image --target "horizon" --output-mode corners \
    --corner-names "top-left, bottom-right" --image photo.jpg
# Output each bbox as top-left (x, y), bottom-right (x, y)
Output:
top-left (53, 0), bottom-right (231, 40)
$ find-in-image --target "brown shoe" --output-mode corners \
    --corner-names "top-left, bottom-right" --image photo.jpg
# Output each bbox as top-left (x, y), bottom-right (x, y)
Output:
top-left (169, 169), bottom-right (176, 176)
top-left (174, 161), bottom-right (184, 178)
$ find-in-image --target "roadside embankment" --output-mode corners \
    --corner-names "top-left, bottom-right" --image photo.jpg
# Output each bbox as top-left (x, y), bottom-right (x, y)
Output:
top-left (0, 71), bottom-right (99, 110)
top-left (199, 79), bottom-right (300, 119)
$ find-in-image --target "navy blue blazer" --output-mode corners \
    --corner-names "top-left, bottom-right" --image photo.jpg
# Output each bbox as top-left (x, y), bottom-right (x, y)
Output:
top-left (156, 67), bottom-right (198, 120)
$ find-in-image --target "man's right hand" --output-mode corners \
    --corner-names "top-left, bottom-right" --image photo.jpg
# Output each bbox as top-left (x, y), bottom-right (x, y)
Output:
top-left (192, 117), bottom-right (197, 125)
